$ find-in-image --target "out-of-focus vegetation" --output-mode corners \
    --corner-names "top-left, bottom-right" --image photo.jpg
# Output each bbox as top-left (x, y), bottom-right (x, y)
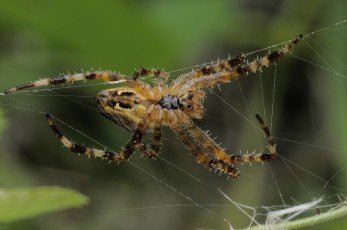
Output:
top-left (0, 187), bottom-right (88, 223)
top-left (0, 0), bottom-right (346, 229)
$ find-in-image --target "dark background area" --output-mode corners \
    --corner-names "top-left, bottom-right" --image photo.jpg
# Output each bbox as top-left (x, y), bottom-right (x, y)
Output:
top-left (0, 0), bottom-right (346, 229)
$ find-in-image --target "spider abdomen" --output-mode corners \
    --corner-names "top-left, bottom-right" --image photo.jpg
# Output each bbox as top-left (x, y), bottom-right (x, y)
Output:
top-left (94, 87), bottom-right (149, 131)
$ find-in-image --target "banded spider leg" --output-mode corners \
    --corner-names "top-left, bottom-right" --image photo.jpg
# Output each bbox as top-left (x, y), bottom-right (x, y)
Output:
top-left (170, 34), bottom-right (303, 91)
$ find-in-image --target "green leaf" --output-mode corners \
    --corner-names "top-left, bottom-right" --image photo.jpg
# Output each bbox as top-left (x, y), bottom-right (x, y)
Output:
top-left (0, 186), bottom-right (88, 223)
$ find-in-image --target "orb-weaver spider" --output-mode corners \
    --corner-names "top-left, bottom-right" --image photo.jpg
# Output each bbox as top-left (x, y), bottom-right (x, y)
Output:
top-left (4, 35), bottom-right (302, 178)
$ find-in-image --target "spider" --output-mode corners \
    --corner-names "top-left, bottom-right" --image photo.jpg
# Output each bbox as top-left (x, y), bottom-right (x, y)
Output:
top-left (4, 35), bottom-right (302, 179)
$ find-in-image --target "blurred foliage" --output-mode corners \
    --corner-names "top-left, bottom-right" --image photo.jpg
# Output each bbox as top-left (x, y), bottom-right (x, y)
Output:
top-left (0, 108), bottom-right (6, 138)
top-left (0, 0), bottom-right (346, 229)
top-left (0, 187), bottom-right (88, 223)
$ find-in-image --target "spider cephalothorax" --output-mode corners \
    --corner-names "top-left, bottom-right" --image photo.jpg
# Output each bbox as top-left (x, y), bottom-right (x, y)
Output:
top-left (4, 35), bottom-right (303, 178)
top-left (177, 90), bottom-right (205, 119)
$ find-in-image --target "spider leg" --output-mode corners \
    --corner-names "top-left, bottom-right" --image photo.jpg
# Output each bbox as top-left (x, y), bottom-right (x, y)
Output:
top-left (46, 114), bottom-right (137, 161)
top-left (136, 121), bottom-right (162, 158)
top-left (195, 54), bottom-right (245, 78)
top-left (255, 114), bottom-right (276, 160)
top-left (148, 122), bottom-right (162, 158)
top-left (4, 71), bottom-right (133, 94)
top-left (178, 113), bottom-right (276, 164)
top-left (190, 35), bottom-right (303, 90)
top-left (170, 54), bottom-right (245, 90)
top-left (173, 124), bottom-right (240, 178)
top-left (132, 67), bottom-right (168, 87)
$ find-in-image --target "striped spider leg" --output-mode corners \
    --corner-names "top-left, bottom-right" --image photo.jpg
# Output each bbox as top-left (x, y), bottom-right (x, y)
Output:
top-left (5, 70), bottom-right (164, 161)
top-left (170, 34), bottom-right (303, 92)
top-left (3, 35), bottom-right (302, 178)
top-left (172, 113), bottom-right (274, 178)
top-left (46, 112), bottom-right (162, 162)
top-left (166, 35), bottom-right (302, 169)
top-left (170, 54), bottom-right (245, 93)
top-left (176, 110), bottom-right (275, 175)
top-left (46, 113), bottom-right (136, 161)
top-left (135, 119), bottom-right (162, 158)
top-left (172, 123), bottom-right (240, 178)
top-left (4, 71), bottom-right (133, 95)
top-left (133, 67), bottom-right (168, 88)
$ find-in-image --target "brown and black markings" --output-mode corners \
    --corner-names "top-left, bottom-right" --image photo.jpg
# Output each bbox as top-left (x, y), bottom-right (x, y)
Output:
top-left (3, 35), bottom-right (303, 178)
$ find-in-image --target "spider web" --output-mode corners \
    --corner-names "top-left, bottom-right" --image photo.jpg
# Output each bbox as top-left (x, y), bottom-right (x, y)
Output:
top-left (0, 20), bottom-right (346, 230)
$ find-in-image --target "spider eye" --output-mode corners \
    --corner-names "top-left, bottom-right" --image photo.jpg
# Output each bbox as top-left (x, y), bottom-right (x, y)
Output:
top-left (187, 104), bottom-right (192, 109)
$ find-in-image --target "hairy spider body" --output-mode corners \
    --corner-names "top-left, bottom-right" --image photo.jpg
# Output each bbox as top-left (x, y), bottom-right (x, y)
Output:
top-left (94, 87), bottom-right (149, 131)
top-left (4, 35), bottom-right (303, 179)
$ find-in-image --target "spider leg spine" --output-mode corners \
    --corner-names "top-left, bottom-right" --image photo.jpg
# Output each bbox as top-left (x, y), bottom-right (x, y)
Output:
top-left (179, 112), bottom-right (276, 164)
top-left (173, 123), bottom-right (240, 178)
top-left (130, 109), bottom-right (163, 159)
top-left (191, 35), bottom-right (303, 90)
top-left (46, 114), bottom-right (133, 161)
top-left (4, 71), bottom-right (132, 94)
top-left (228, 114), bottom-right (277, 163)
top-left (149, 122), bottom-right (162, 157)
top-left (132, 67), bottom-right (168, 88)
top-left (196, 54), bottom-right (245, 77)
top-left (169, 54), bottom-right (245, 93)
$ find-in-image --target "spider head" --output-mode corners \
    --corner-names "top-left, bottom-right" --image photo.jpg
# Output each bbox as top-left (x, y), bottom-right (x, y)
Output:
top-left (178, 90), bottom-right (205, 119)
top-left (94, 87), bottom-right (147, 131)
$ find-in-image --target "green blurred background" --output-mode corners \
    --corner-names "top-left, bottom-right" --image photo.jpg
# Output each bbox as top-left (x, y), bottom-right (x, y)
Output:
top-left (0, 0), bottom-right (346, 229)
